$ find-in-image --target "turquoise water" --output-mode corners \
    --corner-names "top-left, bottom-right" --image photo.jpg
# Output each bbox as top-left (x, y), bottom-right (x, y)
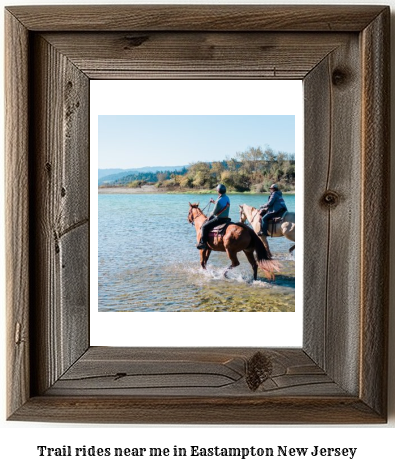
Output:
top-left (98, 193), bottom-right (295, 312)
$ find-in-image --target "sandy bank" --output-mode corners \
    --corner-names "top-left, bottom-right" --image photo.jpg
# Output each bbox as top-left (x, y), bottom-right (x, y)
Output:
top-left (98, 185), bottom-right (162, 194)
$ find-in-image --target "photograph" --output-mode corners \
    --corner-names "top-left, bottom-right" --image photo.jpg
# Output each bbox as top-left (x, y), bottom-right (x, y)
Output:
top-left (97, 114), bottom-right (296, 313)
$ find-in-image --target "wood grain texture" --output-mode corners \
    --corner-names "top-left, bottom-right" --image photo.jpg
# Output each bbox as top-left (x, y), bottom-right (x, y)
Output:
top-left (360, 9), bottom-right (390, 417)
top-left (5, 5), bottom-right (389, 424)
top-left (4, 11), bottom-right (31, 418)
top-left (29, 34), bottom-right (90, 395)
top-left (304, 36), bottom-right (362, 395)
top-left (46, 347), bottom-right (345, 397)
top-left (42, 32), bottom-right (350, 80)
top-left (9, 396), bottom-right (384, 425)
top-left (5, 5), bottom-right (386, 32)
top-left (303, 56), bottom-right (331, 370)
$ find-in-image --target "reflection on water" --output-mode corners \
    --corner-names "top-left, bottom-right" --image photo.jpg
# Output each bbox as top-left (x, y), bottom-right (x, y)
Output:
top-left (98, 193), bottom-right (295, 312)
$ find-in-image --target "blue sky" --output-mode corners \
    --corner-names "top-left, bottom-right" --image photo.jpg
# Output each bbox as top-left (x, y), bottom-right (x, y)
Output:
top-left (98, 115), bottom-right (295, 169)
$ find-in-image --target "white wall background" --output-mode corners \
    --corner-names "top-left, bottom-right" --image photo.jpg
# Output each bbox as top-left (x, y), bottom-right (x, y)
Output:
top-left (90, 79), bottom-right (304, 348)
top-left (0, 1), bottom-right (394, 469)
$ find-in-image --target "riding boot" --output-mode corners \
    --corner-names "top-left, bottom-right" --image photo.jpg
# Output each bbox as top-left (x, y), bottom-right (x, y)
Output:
top-left (258, 221), bottom-right (268, 237)
top-left (196, 239), bottom-right (208, 250)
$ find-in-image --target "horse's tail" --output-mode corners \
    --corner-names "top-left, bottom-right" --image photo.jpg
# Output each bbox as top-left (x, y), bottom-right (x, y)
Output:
top-left (249, 227), bottom-right (281, 279)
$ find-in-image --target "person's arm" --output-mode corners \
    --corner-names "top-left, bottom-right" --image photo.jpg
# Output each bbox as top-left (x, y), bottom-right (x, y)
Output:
top-left (266, 192), bottom-right (278, 209)
top-left (210, 199), bottom-right (220, 217)
top-left (259, 198), bottom-right (270, 213)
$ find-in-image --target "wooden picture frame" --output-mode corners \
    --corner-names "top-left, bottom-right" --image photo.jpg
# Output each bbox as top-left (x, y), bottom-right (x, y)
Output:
top-left (5, 5), bottom-right (389, 424)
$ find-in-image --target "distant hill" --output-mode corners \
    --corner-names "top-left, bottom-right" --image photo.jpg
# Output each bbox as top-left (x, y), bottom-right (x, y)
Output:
top-left (98, 168), bottom-right (126, 180)
top-left (98, 166), bottom-right (188, 185)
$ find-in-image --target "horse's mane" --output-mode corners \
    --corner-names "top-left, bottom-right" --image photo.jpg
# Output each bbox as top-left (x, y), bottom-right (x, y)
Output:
top-left (241, 203), bottom-right (258, 217)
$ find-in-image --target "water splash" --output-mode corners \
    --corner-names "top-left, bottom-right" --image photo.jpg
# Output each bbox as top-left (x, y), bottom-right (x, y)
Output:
top-left (178, 262), bottom-right (274, 288)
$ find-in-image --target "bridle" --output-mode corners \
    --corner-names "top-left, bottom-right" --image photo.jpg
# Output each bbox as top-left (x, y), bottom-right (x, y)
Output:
top-left (189, 200), bottom-right (212, 226)
top-left (188, 206), bottom-right (205, 226)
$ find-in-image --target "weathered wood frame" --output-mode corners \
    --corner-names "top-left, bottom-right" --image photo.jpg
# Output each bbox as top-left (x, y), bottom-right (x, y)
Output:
top-left (5, 5), bottom-right (390, 423)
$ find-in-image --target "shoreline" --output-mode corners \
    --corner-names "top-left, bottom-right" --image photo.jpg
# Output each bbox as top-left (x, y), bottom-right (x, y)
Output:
top-left (98, 185), bottom-right (164, 194)
top-left (98, 185), bottom-right (295, 195)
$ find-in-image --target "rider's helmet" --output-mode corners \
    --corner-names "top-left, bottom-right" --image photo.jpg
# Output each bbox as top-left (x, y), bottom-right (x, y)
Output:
top-left (270, 183), bottom-right (279, 191)
top-left (216, 183), bottom-right (227, 194)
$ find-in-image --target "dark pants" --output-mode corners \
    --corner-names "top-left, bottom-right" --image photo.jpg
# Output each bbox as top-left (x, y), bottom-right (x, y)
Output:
top-left (200, 217), bottom-right (231, 243)
top-left (261, 209), bottom-right (286, 236)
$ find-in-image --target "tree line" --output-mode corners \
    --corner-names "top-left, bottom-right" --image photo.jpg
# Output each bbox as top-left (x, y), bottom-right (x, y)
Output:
top-left (100, 146), bottom-right (295, 192)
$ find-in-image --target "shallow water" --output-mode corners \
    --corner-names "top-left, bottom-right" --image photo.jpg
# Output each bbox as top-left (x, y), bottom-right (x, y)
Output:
top-left (98, 193), bottom-right (295, 312)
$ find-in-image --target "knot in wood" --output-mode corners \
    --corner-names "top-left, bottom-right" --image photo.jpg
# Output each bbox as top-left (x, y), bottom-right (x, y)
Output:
top-left (332, 68), bottom-right (348, 87)
top-left (123, 35), bottom-right (150, 49)
top-left (320, 190), bottom-right (340, 208)
top-left (246, 351), bottom-right (273, 391)
top-left (114, 372), bottom-right (127, 381)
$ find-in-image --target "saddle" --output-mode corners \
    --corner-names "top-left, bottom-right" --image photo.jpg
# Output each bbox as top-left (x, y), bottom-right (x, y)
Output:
top-left (259, 211), bottom-right (288, 237)
top-left (271, 211), bottom-right (288, 236)
top-left (208, 221), bottom-right (232, 238)
top-left (259, 211), bottom-right (288, 225)
top-left (272, 214), bottom-right (286, 224)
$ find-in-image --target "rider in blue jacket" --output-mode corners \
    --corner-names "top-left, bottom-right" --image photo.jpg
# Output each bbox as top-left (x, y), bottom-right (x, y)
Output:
top-left (197, 184), bottom-right (230, 250)
top-left (258, 184), bottom-right (287, 236)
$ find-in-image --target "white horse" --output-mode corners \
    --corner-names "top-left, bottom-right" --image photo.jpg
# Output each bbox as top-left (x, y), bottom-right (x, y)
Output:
top-left (239, 203), bottom-right (295, 257)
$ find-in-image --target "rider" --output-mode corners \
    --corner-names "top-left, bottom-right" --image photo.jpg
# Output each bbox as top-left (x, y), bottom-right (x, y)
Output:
top-left (196, 183), bottom-right (231, 250)
top-left (258, 183), bottom-right (287, 236)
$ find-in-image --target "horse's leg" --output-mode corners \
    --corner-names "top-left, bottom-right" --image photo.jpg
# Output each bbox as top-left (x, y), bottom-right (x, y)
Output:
top-left (199, 249), bottom-right (206, 269)
top-left (199, 248), bottom-right (212, 270)
top-left (243, 250), bottom-right (258, 281)
top-left (223, 250), bottom-right (240, 278)
top-left (204, 249), bottom-right (212, 267)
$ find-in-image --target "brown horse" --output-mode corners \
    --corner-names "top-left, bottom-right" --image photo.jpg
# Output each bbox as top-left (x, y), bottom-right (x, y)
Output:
top-left (188, 203), bottom-right (280, 280)
top-left (239, 203), bottom-right (295, 257)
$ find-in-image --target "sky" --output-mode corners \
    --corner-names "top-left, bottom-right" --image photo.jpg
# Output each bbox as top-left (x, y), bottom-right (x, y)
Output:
top-left (98, 115), bottom-right (295, 169)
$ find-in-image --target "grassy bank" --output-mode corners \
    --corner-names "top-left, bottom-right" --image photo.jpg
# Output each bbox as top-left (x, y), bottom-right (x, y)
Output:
top-left (98, 185), bottom-right (295, 196)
